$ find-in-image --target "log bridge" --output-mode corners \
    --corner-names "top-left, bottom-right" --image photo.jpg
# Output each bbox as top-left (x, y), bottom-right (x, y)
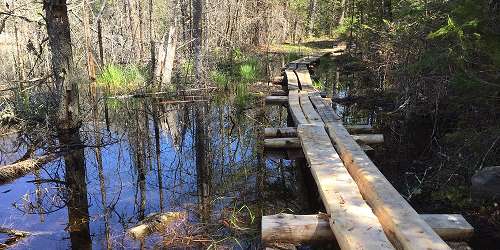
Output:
top-left (262, 51), bottom-right (473, 250)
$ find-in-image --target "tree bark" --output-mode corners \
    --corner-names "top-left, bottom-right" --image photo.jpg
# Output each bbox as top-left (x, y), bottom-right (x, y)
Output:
top-left (307, 0), bottom-right (317, 37)
top-left (193, 0), bottom-right (203, 81)
top-left (43, 0), bottom-right (78, 129)
top-left (339, 0), bottom-right (346, 24)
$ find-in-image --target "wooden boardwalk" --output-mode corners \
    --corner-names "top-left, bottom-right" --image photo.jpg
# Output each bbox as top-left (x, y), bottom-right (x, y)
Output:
top-left (262, 50), bottom-right (473, 249)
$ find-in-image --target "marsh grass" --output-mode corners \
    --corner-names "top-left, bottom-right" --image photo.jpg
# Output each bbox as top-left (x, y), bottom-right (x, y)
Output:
top-left (210, 49), bottom-right (264, 108)
top-left (97, 64), bottom-right (145, 94)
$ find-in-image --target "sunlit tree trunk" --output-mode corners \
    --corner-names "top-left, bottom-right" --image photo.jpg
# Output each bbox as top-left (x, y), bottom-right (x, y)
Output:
top-left (82, 0), bottom-right (96, 82)
top-left (44, 0), bottom-right (78, 129)
top-left (193, 0), bottom-right (203, 81)
top-left (307, 0), bottom-right (317, 37)
top-left (149, 0), bottom-right (155, 80)
top-left (339, 0), bottom-right (347, 24)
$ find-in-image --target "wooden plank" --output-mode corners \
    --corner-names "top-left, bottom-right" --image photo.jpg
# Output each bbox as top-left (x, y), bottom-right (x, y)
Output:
top-left (265, 96), bottom-right (288, 105)
top-left (285, 69), bottom-right (299, 90)
top-left (262, 214), bottom-right (474, 244)
top-left (264, 138), bottom-right (301, 149)
top-left (323, 121), bottom-right (450, 250)
top-left (288, 91), bottom-right (308, 125)
top-left (264, 127), bottom-right (297, 138)
top-left (295, 65), bottom-right (315, 91)
top-left (310, 96), bottom-right (341, 123)
top-left (299, 93), bottom-right (323, 125)
top-left (421, 214), bottom-right (474, 241)
top-left (297, 124), bottom-right (394, 250)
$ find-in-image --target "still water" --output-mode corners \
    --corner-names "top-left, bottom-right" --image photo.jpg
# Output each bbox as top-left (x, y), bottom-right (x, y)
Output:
top-left (0, 95), bottom-right (304, 249)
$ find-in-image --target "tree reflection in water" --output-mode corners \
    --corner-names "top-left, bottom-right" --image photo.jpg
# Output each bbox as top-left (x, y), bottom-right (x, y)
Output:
top-left (0, 97), bottom-right (304, 249)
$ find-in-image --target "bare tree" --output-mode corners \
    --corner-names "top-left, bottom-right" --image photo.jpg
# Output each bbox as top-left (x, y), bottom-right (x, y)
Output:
top-left (193, 0), bottom-right (203, 81)
top-left (307, 0), bottom-right (317, 37)
top-left (43, 0), bottom-right (78, 129)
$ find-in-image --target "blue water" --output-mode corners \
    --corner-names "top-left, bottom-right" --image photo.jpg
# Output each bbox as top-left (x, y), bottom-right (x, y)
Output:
top-left (0, 98), bottom-right (297, 249)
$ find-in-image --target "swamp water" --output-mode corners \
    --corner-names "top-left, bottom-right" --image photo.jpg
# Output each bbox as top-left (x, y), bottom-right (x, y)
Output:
top-left (0, 94), bottom-right (308, 249)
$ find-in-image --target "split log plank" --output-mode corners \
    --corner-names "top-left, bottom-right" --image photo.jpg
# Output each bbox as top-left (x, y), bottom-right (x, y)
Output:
top-left (307, 92), bottom-right (451, 249)
top-left (262, 214), bottom-right (473, 244)
top-left (299, 93), bottom-right (323, 125)
top-left (310, 96), bottom-right (341, 122)
top-left (285, 70), bottom-right (299, 90)
top-left (288, 91), bottom-right (308, 125)
top-left (323, 119), bottom-right (450, 249)
top-left (295, 65), bottom-right (315, 91)
top-left (297, 124), bottom-right (394, 250)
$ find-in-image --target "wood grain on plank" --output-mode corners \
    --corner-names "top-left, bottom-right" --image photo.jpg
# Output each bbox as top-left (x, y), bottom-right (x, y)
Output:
top-left (310, 96), bottom-right (341, 122)
top-left (324, 121), bottom-right (450, 250)
top-left (285, 69), bottom-right (300, 90)
top-left (298, 124), bottom-right (394, 250)
top-left (288, 91), bottom-right (308, 125)
top-left (299, 93), bottom-right (323, 125)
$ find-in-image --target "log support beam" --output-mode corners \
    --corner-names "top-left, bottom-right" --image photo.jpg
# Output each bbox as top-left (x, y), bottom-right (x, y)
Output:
top-left (262, 214), bottom-right (474, 244)
top-left (264, 134), bottom-right (383, 146)
top-left (265, 96), bottom-right (288, 105)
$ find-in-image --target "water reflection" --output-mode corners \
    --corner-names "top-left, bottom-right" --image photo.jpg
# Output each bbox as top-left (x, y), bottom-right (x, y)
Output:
top-left (59, 129), bottom-right (91, 250)
top-left (0, 94), bottom-right (302, 249)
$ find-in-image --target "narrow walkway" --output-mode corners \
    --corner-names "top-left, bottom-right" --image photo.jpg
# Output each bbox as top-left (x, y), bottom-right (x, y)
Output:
top-left (262, 48), bottom-right (473, 249)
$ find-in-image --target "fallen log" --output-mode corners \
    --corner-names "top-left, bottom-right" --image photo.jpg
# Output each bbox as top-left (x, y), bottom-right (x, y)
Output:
top-left (0, 153), bottom-right (60, 185)
top-left (264, 138), bottom-right (301, 149)
top-left (0, 227), bottom-right (31, 249)
top-left (127, 212), bottom-right (187, 240)
top-left (262, 214), bottom-right (474, 244)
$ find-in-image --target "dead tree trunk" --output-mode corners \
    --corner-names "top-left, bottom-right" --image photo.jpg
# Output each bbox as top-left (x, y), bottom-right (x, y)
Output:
top-left (307, 0), bottom-right (317, 37)
top-left (193, 0), bottom-right (203, 81)
top-left (43, 0), bottom-right (78, 129)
